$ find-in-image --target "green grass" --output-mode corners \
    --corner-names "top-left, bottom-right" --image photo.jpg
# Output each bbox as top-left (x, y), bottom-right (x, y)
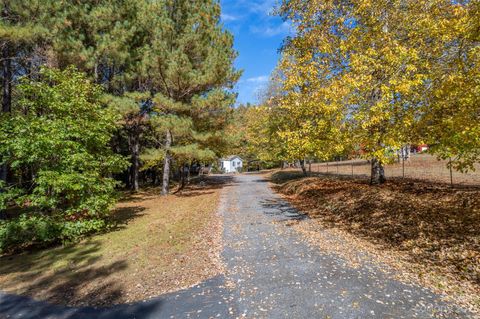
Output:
top-left (0, 185), bottom-right (223, 306)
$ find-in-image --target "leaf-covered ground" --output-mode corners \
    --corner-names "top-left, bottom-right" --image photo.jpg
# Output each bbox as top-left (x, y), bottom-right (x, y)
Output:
top-left (309, 154), bottom-right (480, 186)
top-left (0, 176), bottom-right (229, 307)
top-left (271, 171), bottom-right (480, 315)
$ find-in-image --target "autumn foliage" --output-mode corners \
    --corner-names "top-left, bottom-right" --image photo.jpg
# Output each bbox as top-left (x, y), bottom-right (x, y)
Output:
top-left (246, 0), bottom-right (480, 184)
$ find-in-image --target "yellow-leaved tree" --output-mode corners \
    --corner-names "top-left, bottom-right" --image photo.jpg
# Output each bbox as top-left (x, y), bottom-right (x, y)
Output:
top-left (276, 50), bottom-right (349, 175)
top-left (278, 0), bottom-right (480, 184)
top-left (415, 1), bottom-right (480, 172)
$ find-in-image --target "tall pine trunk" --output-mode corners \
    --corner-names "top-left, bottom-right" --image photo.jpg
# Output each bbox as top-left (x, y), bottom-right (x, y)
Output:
top-left (2, 44), bottom-right (11, 113)
top-left (1, 2), bottom-right (11, 113)
top-left (161, 130), bottom-right (172, 196)
top-left (1, 38), bottom-right (12, 184)
top-left (370, 158), bottom-right (386, 184)
top-left (128, 133), bottom-right (140, 192)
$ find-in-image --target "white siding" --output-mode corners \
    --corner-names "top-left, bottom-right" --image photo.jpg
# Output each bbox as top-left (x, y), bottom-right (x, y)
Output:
top-left (220, 157), bottom-right (243, 173)
top-left (222, 160), bottom-right (232, 173)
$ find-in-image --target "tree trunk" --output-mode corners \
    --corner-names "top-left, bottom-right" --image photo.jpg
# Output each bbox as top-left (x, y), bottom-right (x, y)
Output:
top-left (370, 158), bottom-right (386, 184)
top-left (1, 37), bottom-right (12, 184)
top-left (176, 163), bottom-right (189, 193)
top-left (180, 166), bottom-right (185, 189)
top-left (2, 42), bottom-right (12, 113)
top-left (0, 159), bottom-right (6, 184)
top-left (300, 159), bottom-right (307, 176)
top-left (161, 130), bottom-right (172, 196)
top-left (152, 168), bottom-right (160, 186)
top-left (129, 133), bottom-right (140, 192)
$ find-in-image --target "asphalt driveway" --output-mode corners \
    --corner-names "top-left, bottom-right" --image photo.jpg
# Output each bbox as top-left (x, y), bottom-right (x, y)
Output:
top-left (0, 174), bottom-right (471, 318)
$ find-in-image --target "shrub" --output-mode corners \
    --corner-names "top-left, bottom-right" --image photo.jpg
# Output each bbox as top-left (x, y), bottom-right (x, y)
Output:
top-left (0, 67), bottom-right (128, 253)
top-left (0, 215), bottom-right (60, 252)
top-left (0, 213), bottom-right (110, 253)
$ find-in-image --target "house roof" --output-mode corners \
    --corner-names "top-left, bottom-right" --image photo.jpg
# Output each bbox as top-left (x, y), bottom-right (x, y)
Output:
top-left (220, 155), bottom-right (243, 162)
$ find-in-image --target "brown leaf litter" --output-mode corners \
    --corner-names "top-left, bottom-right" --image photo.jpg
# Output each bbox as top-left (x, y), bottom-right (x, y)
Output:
top-left (271, 172), bottom-right (480, 316)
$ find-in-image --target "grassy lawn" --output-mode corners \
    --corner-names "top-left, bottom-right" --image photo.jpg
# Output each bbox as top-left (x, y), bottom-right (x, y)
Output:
top-left (0, 177), bottom-right (228, 307)
top-left (270, 170), bottom-right (480, 313)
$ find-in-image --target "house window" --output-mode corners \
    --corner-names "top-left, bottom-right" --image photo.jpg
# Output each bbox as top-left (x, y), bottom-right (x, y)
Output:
top-left (232, 161), bottom-right (236, 167)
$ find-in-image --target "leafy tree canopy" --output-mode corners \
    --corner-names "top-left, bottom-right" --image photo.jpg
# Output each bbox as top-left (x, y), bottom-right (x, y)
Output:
top-left (0, 67), bottom-right (127, 214)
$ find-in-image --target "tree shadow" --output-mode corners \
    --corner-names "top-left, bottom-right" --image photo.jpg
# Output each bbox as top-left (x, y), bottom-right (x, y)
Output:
top-left (0, 240), bottom-right (127, 306)
top-left (0, 291), bottom-right (164, 319)
top-left (108, 205), bottom-right (146, 231)
top-left (174, 175), bottom-right (235, 198)
top-left (118, 188), bottom-right (161, 203)
top-left (259, 198), bottom-right (308, 221)
top-left (0, 275), bottom-right (230, 319)
top-left (0, 249), bottom-right (170, 318)
top-left (0, 204), bottom-right (149, 309)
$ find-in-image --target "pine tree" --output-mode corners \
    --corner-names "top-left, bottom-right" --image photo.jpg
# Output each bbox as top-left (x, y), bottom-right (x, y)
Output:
top-left (104, 93), bottom-right (151, 191)
top-left (140, 0), bottom-right (240, 195)
top-left (1, 0), bottom-right (154, 190)
top-left (1, 0), bottom-right (241, 194)
top-left (0, 0), bottom-right (60, 183)
top-left (50, 0), bottom-right (147, 93)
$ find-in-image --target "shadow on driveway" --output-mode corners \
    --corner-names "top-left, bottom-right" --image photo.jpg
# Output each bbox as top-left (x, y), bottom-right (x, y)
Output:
top-left (0, 276), bottom-right (230, 319)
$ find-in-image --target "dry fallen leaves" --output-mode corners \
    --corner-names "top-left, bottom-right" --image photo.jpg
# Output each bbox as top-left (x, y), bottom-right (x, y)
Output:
top-left (271, 172), bottom-right (480, 315)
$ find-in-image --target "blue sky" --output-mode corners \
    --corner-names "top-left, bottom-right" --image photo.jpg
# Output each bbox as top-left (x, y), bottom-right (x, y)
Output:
top-left (220, 0), bottom-right (290, 105)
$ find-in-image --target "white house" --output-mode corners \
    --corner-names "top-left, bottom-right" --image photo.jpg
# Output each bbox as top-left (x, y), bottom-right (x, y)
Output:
top-left (219, 156), bottom-right (243, 173)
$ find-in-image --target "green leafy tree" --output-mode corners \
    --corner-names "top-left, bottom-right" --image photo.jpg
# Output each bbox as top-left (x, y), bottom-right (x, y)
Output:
top-left (0, 0), bottom-right (62, 183)
top-left (0, 67), bottom-right (127, 251)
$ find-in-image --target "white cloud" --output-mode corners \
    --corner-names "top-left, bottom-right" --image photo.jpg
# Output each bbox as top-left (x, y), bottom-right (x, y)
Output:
top-left (225, 0), bottom-right (278, 18)
top-left (245, 75), bottom-right (269, 83)
top-left (249, 0), bottom-right (277, 15)
top-left (221, 13), bottom-right (240, 22)
top-left (250, 21), bottom-right (291, 37)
